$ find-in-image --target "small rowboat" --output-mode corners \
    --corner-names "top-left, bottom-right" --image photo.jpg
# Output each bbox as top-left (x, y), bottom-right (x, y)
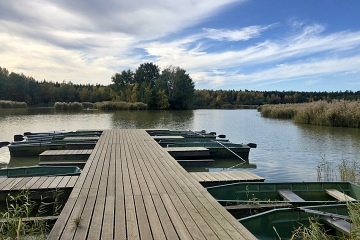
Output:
top-left (0, 165), bottom-right (81, 178)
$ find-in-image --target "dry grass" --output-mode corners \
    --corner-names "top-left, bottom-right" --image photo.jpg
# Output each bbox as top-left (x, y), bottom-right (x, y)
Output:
top-left (259, 100), bottom-right (360, 128)
top-left (93, 101), bottom-right (147, 110)
top-left (0, 100), bottom-right (27, 109)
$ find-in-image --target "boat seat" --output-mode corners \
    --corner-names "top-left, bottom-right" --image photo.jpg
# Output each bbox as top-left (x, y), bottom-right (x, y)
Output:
top-left (322, 217), bottom-right (350, 236)
top-left (326, 189), bottom-right (356, 202)
top-left (278, 190), bottom-right (305, 202)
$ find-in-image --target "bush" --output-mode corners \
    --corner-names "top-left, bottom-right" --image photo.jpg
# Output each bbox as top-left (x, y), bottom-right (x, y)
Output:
top-left (0, 100), bottom-right (27, 109)
top-left (259, 100), bottom-right (360, 128)
top-left (94, 101), bottom-right (147, 110)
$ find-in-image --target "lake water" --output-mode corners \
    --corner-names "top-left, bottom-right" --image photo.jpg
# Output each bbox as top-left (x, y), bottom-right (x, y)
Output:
top-left (1, 108), bottom-right (359, 182)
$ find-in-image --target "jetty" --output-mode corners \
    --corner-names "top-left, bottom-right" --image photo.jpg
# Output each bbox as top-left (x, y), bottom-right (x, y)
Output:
top-left (48, 129), bottom-right (257, 239)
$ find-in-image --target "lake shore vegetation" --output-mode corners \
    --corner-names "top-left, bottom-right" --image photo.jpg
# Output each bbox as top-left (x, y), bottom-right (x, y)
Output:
top-left (0, 100), bottom-right (27, 109)
top-left (259, 100), bottom-right (360, 128)
top-left (1, 65), bottom-right (360, 110)
top-left (295, 158), bottom-right (360, 239)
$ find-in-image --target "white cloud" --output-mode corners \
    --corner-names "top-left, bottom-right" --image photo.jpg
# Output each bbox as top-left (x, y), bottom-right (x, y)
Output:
top-left (203, 25), bottom-right (274, 41)
top-left (0, 0), bottom-right (360, 91)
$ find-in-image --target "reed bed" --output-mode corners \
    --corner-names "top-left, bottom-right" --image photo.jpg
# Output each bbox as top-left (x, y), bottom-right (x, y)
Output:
top-left (317, 157), bottom-right (360, 184)
top-left (259, 100), bottom-right (360, 128)
top-left (93, 101), bottom-right (147, 110)
top-left (54, 102), bottom-right (84, 111)
top-left (0, 100), bottom-right (27, 109)
top-left (0, 189), bottom-right (63, 239)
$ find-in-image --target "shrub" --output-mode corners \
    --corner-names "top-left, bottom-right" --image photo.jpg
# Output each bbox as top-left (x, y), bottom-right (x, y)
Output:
top-left (259, 100), bottom-right (360, 128)
top-left (0, 100), bottom-right (27, 109)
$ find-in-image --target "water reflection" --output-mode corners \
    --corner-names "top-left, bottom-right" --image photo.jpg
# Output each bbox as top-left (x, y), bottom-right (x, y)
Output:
top-left (111, 110), bottom-right (194, 129)
top-left (0, 108), bottom-right (359, 182)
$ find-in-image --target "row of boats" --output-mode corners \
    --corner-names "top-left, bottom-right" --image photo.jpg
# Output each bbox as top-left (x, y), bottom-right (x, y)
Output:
top-left (148, 129), bottom-right (358, 238)
top-left (0, 130), bottom-right (103, 178)
top-left (205, 181), bottom-right (359, 238)
top-left (7, 130), bottom-right (102, 157)
top-left (148, 129), bottom-right (257, 161)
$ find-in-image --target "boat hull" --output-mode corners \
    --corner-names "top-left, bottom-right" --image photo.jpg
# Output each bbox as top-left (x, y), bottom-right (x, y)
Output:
top-left (166, 142), bottom-right (251, 160)
top-left (239, 204), bottom-right (350, 239)
top-left (0, 165), bottom-right (81, 178)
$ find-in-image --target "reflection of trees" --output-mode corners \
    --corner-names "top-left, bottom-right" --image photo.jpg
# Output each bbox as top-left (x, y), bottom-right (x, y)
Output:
top-left (110, 110), bottom-right (194, 129)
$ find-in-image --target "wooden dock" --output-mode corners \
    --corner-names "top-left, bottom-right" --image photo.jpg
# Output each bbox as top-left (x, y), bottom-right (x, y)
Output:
top-left (0, 175), bottom-right (78, 191)
top-left (40, 150), bottom-right (93, 161)
top-left (48, 129), bottom-right (256, 239)
top-left (0, 176), bottom-right (78, 201)
top-left (165, 146), bottom-right (210, 158)
top-left (190, 171), bottom-right (265, 187)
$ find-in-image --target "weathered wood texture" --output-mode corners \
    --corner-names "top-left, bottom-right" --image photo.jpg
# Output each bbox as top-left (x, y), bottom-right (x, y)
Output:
top-left (0, 175), bottom-right (78, 190)
top-left (48, 129), bottom-right (256, 240)
top-left (190, 171), bottom-right (264, 183)
top-left (40, 150), bottom-right (92, 161)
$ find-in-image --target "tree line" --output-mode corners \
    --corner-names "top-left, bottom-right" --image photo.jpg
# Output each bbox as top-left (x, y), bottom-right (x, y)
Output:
top-left (1, 65), bottom-right (360, 109)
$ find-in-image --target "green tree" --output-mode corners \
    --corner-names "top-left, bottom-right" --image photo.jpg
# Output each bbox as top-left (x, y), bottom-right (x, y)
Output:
top-left (111, 70), bottom-right (134, 101)
top-left (134, 63), bottom-right (160, 105)
top-left (161, 66), bottom-right (195, 110)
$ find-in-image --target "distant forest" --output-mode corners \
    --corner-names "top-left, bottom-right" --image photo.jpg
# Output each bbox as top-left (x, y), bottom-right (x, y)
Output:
top-left (1, 64), bottom-right (359, 110)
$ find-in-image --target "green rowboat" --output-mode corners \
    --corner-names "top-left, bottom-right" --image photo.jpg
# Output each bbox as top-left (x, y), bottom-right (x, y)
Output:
top-left (0, 165), bottom-right (81, 178)
top-left (239, 204), bottom-right (351, 239)
top-left (206, 181), bottom-right (360, 218)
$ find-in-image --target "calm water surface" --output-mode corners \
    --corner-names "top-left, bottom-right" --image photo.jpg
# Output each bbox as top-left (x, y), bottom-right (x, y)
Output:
top-left (1, 108), bottom-right (359, 182)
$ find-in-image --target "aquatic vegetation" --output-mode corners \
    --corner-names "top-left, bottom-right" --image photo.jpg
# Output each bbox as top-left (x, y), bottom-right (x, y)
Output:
top-left (0, 100), bottom-right (27, 109)
top-left (93, 101), bottom-right (147, 110)
top-left (259, 100), bottom-right (360, 128)
top-left (317, 157), bottom-right (360, 184)
top-left (0, 189), bottom-right (64, 239)
top-left (54, 102), bottom-right (84, 111)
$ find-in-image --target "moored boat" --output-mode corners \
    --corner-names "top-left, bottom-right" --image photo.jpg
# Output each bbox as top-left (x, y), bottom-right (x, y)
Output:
top-left (8, 130), bottom-right (101, 157)
top-left (147, 129), bottom-right (225, 139)
top-left (239, 204), bottom-right (351, 239)
top-left (0, 165), bottom-right (81, 178)
top-left (206, 181), bottom-right (360, 218)
top-left (164, 141), bottom-right (254, 160)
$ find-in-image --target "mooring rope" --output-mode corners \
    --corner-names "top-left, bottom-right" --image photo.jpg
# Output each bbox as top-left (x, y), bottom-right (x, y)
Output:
top-left (211, 140), bottom-right (248, 171)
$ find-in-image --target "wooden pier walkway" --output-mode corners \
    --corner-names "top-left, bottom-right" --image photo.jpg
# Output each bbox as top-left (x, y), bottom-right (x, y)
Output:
top-left (0, 175), bottom-right (78, 191)
top-left (190, 171), bottom-right (265, 187)
top-left (48, 129), bottom-right (256, 239)
top-left (40, 150), bottom-right (93, 161)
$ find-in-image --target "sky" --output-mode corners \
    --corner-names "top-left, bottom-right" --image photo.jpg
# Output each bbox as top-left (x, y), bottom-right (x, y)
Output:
top-left (1, 0), bottom-right (360, 92)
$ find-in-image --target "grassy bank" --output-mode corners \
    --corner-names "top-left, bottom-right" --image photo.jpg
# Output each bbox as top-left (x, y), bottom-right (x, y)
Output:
top-left (259, 100), bottom-right (360, 128)
top-left (54, 101), bottom-right (148, 111)
top-left (0, 100), bottom-right (27, 109)
top-left (93, 101), bottom-right (147, 110)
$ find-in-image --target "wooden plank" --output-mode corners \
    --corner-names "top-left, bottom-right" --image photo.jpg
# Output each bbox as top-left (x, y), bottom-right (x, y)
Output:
top-left (22, 176), bottom-right (41, 189)
top-left (152, 194), bottom-right (180, 240)
top-left (0, 178), bottom-right (14, 190)
top-left (278, 190), bottom-right (305, 202)
top-left (2, 178), bottom-right (23, 191)
top-left (48, 176), bottom-right (64, 189)
top-left (326, 189), bottom-right (356, 201)
top-left (322, 217), bottom-right (350, 236)
top-left (66, 176), bottom-right (78, 188)
top-left (10, 177), bottom-right (29, 190)
top-left (57, 176), bottom-right (72, 188)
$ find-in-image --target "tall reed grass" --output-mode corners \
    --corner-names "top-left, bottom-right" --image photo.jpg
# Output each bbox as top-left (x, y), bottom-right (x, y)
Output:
top-left (93, 101), bottom-right (147, 110)
top-left (54, 102), bottom-right (84, 111)
top-left (0, 189), bottom-right (64, 239)
top-left (259, 100), bottom-right (360, 128)
top-left (0, 100), bottom-right (27, 109)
